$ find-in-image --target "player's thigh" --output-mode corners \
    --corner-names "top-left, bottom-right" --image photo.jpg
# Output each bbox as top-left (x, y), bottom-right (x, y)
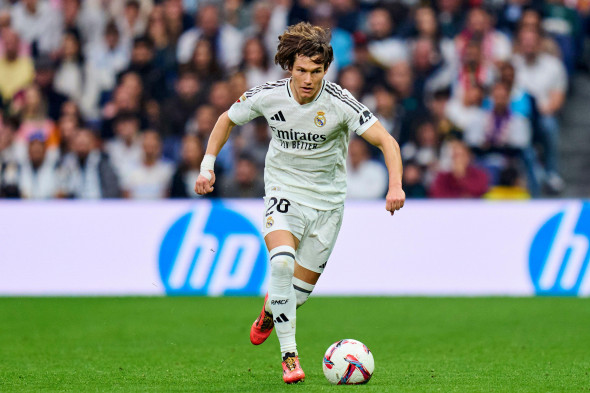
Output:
top-left (262, 195), bottom-right (305, 251)
top-left (296, 206), bottom-right (344, 274)
top-left (294, 261), bottom-right (321, 285)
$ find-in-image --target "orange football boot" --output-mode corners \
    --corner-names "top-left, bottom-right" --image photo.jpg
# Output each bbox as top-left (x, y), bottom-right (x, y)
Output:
top-left (282, 352), bottom-right (305, 384)
top-left (250, 293), bottom-right (274, 345)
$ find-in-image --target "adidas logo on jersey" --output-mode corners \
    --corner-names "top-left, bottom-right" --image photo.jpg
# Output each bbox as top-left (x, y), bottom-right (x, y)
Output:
top-left (270, 111), bottom-right (286, 122)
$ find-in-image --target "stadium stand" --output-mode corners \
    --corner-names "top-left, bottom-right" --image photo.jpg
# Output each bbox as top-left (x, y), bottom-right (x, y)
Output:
top-left (0, 0), bottom-right (587, 200)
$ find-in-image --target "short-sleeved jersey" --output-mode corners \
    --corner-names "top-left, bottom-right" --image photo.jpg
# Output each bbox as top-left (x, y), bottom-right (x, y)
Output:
top-left (228, 78), bottom-right (378, 210)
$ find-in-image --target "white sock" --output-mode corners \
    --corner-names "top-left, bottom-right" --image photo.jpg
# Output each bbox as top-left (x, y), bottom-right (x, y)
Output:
top-left (293, 277), bottom-right (315, 308)
top-left (268, 245), bottom-right (297, 356)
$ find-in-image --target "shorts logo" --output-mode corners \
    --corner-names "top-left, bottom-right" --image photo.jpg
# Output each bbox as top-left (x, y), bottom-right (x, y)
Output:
top-left (271, 299), bottom-right (288, 305)
top-left (529, 202), bottom-right (590, 296)
top-left (266, 216), bottom-right (274, 228)
top-left (314, 111), bottom-right (326, 127)
top-left (158, 201), bottom-right (268, 295)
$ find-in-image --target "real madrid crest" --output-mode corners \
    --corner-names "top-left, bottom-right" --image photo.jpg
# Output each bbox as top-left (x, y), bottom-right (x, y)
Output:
top-left (314, 111), bottom-right (326, 127)
top-left (266, 216), bottom-right (274, 228)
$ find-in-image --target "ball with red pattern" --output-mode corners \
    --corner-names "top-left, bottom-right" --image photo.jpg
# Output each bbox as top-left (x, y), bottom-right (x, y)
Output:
top-left (322, 339), bottom-right (374, 385)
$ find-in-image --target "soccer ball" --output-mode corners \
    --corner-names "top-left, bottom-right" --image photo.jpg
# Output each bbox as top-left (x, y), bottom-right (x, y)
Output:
top-left (322, 339), bottom-right (374, 385)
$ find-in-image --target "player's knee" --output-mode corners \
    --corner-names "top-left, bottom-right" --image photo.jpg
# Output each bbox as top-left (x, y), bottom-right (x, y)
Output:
top-left (269, 246), bottom-right (295, 283)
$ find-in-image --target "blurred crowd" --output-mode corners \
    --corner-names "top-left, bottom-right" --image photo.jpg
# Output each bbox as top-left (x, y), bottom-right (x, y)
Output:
top-left (0, 0), bottom-right (585, 200)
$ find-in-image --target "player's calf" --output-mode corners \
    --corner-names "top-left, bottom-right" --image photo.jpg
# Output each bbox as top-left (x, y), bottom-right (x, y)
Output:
top-left (293, 277), bottom-right (315, 308)
top-left (268, 246), bottom-right (297, 356)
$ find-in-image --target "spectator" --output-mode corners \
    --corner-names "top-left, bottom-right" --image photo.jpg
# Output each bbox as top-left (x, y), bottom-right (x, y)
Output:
top-left (465, 82), bottom-right (532, 184)
top-left (465, 82), bottom-right (531, 156)
top-left (161, 70), bottom-right (204, 139)
top-left (34, 56), bottom-right (68, 122)
top-left (455, 8), bottom-right (512, 64)
top-left (53, 29), bottom-right (93, 114)
top-left (0, 10), bottom-right (29, 58)
top-left (542, 0), bottom-right (580, 74)
top-left (146, 5), bottom-right (177, 82)
top-left (0, 29), bottom-right (33, 102)
top-left (430, 140), bottom-right (489, 198)
top-left (453, 38), bottom-right (496, 100)
top-left (484, 165), bottom-right (531, 199)
top-left (0, 154), bottom-right (19, 197)
top-left (240, 37), bottom-right (283, 88)
top-left (219, 153), bottom-right (265, 198)
top-left (240, 117), bottom-right (270, 169)
top-left (371, 84), bottom-right (401, 140)
top-left (105, 111), bottom-right (143, 180)
top-left (86, 20), bottom-right (131, 96)
top-left (122, 130), bottom-right (173, 199)
top-left (176, 4), bottom-right (243, 70)
top-left (100, 79), bottom-right (144, 140)
top-left (410, 37), bottom-right (453, 99)
top-left (516, 9), bottom-right (562, 57)
top-left (407, 6), bottom-right (456, 67)
top-left (161, 0), bottom-right (193, 40)
top-left (61, 0), bottom-right (106, 51)
top-left (208, 81), bottom-right (234, 117)
top-left (122, 36), bottom-right (167, 102)
top-left (184, 38), bottom-right (224, 83)
top-left (10, 0), bottom-right (62, 55)
top-left (402, 161), bottom-right (428, 198)
top-left (337, 65), bottom-right (366, 102)
top-left (312, 2), bottom-right (354, 71)
top-left (169, 134), bottom-right (205, 198)
top-left (243, 0), bottom-right (288, 62)
top-left (386, 61), bottom-right (425, 144)
top-left (435, 0), bottom-right (466, 38)
top-left (56, 113), bottom-right (80, 159)
top-left (186, 104), bottom-right (216, 139)
top-left (426, 88), bottom-right (462, 141)
top-left (58, 129), bottom-right (121, 198)
top-left (366, 8), bottom-right (408, 68)
top-left (0, 116), bottom-right (21, 164)
top-left (446, 83), bottom-right (486, 134)
top-left (513, 27), bottom-right (567, 192)
top-left (116, 0), bottom-right (149, 47)
top-left (346, 137), bottom-right (388, 199)
top-left (17, 133), bottom-right (59, 199)
top-left (16, 84), bottom-right (60, 151)
top-left (401, 120), bottom-right (440, 170)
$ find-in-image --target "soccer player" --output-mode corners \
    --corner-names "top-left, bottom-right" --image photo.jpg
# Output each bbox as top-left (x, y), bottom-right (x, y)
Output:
top-left (195, 22), bottom-right (405, 383)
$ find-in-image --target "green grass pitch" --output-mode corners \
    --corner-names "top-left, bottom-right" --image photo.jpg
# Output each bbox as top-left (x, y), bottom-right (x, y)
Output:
top-left (1, 297), bottom-right (589, 392)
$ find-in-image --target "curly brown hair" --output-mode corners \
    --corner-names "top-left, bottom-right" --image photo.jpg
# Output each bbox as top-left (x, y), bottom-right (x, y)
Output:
top-left (274, 22), bottom-right (334, 71)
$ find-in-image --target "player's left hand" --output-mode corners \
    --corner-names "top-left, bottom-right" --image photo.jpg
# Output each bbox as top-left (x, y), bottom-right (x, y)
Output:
top-left (385, 186), bottom-right (405, 216)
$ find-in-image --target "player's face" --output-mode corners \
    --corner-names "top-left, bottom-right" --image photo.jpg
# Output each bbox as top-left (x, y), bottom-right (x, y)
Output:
top-left (290, 55), bottom-right (327, 104)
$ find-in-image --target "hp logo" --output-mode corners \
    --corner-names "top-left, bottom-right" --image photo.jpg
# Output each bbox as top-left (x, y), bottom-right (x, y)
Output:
top-left (159, 202), bottom-right (268, 295)
top-left (529, 202), bottom-right (590, 296)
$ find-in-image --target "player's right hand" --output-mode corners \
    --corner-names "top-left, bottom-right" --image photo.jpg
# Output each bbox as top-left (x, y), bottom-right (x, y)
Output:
top-left (195, 171), bottom-right (216, 195)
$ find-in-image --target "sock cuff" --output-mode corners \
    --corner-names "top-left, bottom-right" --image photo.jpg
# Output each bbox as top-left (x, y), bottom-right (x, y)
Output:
top-left (269, 245), bottom-right (296, 261)
top-left (292, 277), bottom-right (315, 292)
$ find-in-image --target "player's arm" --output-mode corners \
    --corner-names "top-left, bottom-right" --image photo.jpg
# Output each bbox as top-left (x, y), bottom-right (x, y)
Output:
top-left (194, 111), bottom-right (236, 195)
top-left (360, 121), bottom-right (405, 215)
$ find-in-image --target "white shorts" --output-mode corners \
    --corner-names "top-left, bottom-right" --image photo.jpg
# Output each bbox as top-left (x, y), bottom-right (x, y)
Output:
top-left (262, 195), bottom-right (344, 273)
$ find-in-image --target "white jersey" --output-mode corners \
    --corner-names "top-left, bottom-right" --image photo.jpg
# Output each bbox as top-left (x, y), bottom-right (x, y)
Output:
top-left (228, 78), bottom-right (378, 210)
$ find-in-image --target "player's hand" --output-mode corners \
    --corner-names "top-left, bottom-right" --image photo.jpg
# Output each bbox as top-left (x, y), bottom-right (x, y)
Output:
top-left (195, 171), bottom-right (216, 195)
top-left (385, 186), bottom-right (405, 216)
